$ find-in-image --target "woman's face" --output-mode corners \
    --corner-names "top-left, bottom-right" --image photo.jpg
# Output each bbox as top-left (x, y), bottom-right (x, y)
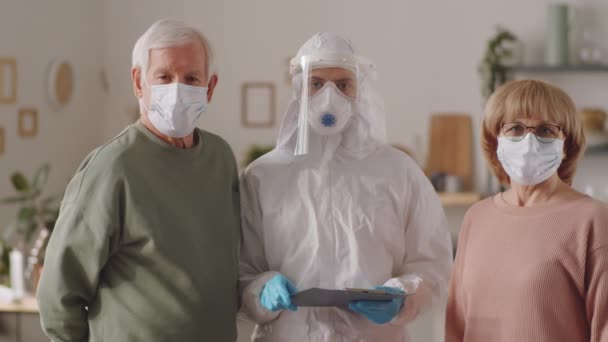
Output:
top-left (497, 117), bottom-right (568, 187)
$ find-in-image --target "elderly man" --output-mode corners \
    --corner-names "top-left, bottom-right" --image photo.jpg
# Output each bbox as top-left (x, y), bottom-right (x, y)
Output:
top-left (37, 19), bottom-right (240, 341)
top-left (239, 32), bottom-right (453, 341)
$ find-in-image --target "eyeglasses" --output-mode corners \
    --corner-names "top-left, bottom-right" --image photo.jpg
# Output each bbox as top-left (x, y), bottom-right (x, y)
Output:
top-left (501, 122), bottom-right (562, 143)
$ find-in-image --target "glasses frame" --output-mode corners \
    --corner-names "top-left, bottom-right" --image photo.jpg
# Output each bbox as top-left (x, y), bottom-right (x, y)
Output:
top-left (500, 122), bottom-right (563, 143)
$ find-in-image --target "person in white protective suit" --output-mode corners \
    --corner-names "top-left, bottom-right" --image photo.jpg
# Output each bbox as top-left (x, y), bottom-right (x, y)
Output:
top-left (239, 32), bottom-right (453, 342)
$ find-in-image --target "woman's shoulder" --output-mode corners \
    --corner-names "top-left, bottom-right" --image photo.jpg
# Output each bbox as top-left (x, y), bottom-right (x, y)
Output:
top-left (577, 195), bottom-right (608, 213)
top-left (465, 196), bottom-right (496, 218)
top-left (575, 196), bottom-right (608, 251)
top-left (561, 193), bottom-right (608, 220)
top-left (456, 196), bottom-right (497, 236)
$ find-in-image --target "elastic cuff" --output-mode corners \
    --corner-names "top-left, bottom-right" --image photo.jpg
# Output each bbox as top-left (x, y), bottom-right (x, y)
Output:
top-left (242, 271), bottom-right (282, 324)
top-left (384, 275), bottom-right (431, 326)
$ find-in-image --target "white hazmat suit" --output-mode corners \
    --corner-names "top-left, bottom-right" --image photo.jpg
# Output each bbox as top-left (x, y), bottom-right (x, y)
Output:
top-left (239, 32), bottom-right (453, 342)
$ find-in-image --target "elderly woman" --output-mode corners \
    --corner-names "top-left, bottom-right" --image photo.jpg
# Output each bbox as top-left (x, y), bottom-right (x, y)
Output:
top-left (445, 80), bottom-right (608, 342)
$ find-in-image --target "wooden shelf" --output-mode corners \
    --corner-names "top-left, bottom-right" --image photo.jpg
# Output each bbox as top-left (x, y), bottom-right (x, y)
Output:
top-left (0, 297), bottom-right (38, 313)
top-left (438, 192), bottom-right (481, 207)
top-left (509, 64), bottom-right (608, 73)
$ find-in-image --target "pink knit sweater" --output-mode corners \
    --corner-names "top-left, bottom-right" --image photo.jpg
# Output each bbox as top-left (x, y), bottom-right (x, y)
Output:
top-left (446, 196), bottom-right (608, 342)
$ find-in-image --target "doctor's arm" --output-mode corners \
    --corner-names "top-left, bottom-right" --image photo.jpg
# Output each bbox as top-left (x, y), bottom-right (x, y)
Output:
top-left (238, 173), bottom-right (284, 324)
top-left (385, 166), bottom-right (453, 326)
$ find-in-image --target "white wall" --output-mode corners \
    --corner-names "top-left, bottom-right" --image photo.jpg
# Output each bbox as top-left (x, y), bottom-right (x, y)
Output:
top-left (100, 1), bottom-right (608, 341)
top-left (1, 0), bottom-right (606, 340)
top-left (0, 1), bottom-right (105, 234)
top-left (102, 0), bottom-right (608, 185)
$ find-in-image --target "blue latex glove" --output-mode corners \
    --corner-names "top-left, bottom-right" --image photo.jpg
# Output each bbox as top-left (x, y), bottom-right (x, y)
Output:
top-left (260, 274), bottom-right (298, 312)
top-left (348, 286), bottom-right (405, 325)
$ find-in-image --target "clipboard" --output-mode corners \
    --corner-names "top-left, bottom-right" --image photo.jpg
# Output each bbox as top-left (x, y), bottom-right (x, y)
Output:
top-left (290, 288), bottom-right (407, 308)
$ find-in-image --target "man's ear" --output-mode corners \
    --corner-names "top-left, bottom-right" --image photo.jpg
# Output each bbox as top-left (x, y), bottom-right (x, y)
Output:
top-left (132, 67), bottom-right (143, 98)
top-left (206, 74), bottom-right (219, 103)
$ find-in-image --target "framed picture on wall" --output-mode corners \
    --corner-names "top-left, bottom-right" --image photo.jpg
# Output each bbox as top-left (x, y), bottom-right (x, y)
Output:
top-left (0, 57), bottom-right (17, 104)
top-left (0, 127), bottom-right (5, 155)
top-left (241, 82), bottom-right (276, 128)
top-left (18, 108), bottom-right (38, 137)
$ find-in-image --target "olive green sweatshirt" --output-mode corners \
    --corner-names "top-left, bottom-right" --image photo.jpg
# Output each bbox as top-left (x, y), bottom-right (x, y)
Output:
top-left (37, 121), bottom-right (241, 342)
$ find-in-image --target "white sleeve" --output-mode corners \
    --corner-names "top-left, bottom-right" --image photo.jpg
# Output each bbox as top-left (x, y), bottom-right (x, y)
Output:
top-left (239, 171), bottom-right (282, 324)
top-left (386, 163), bottom-right (453, 326)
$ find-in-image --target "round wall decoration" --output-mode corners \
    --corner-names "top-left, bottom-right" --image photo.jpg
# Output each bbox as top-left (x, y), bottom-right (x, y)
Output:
top-left (47, 59), bottom-right (74, 107)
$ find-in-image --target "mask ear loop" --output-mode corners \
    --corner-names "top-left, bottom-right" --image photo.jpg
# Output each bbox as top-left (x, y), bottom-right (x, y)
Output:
top-left (294, 56), bottom-right (311, 156)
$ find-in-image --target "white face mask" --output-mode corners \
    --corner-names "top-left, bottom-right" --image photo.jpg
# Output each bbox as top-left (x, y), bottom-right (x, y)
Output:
top-left (497, 133), bottom-right (564, 186)
top-left (308, 83), bottom-right (354, 136)
top-left (142, 83), bottom-right (208, 138)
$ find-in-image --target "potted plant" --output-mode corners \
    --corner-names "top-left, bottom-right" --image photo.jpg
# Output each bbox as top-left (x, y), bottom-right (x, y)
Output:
top-left (478, 27), bottom-right (518, 100)
top-left (479, 27), bottom-right (518, 194)
top-left (1, 163), bottom-right (62, 291)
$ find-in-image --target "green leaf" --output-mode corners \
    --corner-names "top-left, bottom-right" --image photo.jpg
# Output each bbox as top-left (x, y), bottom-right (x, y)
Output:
top-left (32, 164), bottom-right (50, 192)
top-left (10, 172), bottom-right (31, 193)
top-left (18, 207), bottom-right (36, 221)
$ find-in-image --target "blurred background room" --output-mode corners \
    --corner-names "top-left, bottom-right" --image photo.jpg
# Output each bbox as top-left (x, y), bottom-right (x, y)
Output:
top-left (1, 0), bottom-right (607, 341)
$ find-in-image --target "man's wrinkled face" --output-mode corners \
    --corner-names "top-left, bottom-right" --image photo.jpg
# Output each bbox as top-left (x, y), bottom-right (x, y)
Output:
top-left (132, 40), bottom-right (217, 116)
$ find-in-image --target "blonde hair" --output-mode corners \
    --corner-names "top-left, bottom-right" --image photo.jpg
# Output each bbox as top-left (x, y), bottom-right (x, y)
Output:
top-left (481, 79), bottom-right (586, 185)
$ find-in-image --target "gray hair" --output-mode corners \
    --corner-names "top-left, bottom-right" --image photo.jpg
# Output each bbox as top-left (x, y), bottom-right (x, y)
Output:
top-left (132, 18), bottom-right (216, 84)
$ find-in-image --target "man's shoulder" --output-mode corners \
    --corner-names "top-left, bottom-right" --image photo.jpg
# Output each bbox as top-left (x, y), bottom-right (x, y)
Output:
top-left (374, 144), bottom-right (428, 184)
top-left (72, 127), bottom-right (137, 182)
top-left (87, 125), bottom-right (139, 168)
top-left (377, 145), bottom-right (420, 168)
top-left (62, 126), bottom-right (146, 203)
top-left (242, 147), bottom-right (293, 178)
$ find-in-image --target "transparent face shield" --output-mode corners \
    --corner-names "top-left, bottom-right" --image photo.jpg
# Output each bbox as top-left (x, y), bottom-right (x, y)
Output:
top-left (292, 53), bottom-right (360, 156)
